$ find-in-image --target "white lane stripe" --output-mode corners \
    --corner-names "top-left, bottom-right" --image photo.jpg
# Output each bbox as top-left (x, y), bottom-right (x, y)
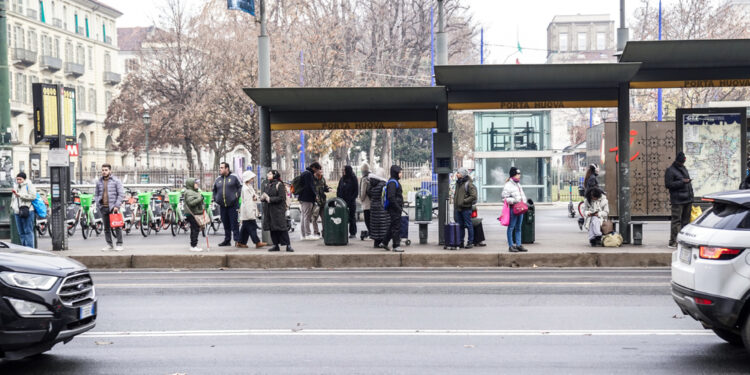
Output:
top-left (81, 329), bottom-right (712, 338)
top-left (93, 281), bottom-right (667, 288)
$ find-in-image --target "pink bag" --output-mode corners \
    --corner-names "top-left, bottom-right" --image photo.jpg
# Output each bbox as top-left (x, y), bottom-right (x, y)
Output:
top-left (512, 200), bottom-right (529, 215)
top-left (498, 200), bottom-right (510, 226)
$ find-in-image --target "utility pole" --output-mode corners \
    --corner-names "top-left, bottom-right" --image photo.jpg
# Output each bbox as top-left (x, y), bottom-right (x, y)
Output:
top-left (436, 0), bottom-right (447, 65)
top-left (0, 1), bottom-right (16, 241)
top-left (617, 0), bottom-right (629, 51)
top-left (258, 0), bottom-right (271, 178)
top-left (435, 0), bottom-right (450, 244)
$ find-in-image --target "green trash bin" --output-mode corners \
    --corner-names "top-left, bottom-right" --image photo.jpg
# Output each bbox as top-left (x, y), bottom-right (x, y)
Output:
top-left (521, 199), bottom-right (535, 244)
top-left (414, 189), bottom-right (432, 223)
top-left (323, 198), bottom-right (348, 246)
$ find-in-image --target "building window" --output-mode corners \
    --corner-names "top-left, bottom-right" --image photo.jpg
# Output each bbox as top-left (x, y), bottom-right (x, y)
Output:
top-left (63, 6), bottom-right (67, 30)
top-left (577, 32), bottom-right (587, 51)
top-left (41, 34), bottom-right (50, 56)
top-left (88, 88), bottom-right (96, 113)
top-left (87, 46), bottom-right (93, 70)
top-left (65, 40), bottom-right (72, 64)
top-left (76, 44), bottom-right (84, 65)
top-left (104, 53), bottom-right (111, 72)
top-left (596, 32), bottom-right (606, 50)
top-left (54, 37), bottom-right (60, 58)
top-left (15, 73), bottom-right (26, 104)
top-left (105, 91), bottom-right (112, 112)
top-left (77, 85), bottom-right (85, 111)
top-left (28, 76), bottom-right (37, 104)
top-left (559, 33), bottom-right (568, 52)
top-left (14, 0), bottom-right (24, 14)
top-left (13, 25), bottom-right (24, 49)
top-left (126, 58), bottom-right (139, 73)
top-left (27, 30), bottom-right (37, 52)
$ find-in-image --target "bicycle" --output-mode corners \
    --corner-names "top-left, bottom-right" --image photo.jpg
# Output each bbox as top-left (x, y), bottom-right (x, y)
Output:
top-left (137, 191), bottom-right (164, 237)
top-left (167, 190), bottom-right (189, 236)
top-left (153, 188), bottom-right (173, 232)
top-left (78, 193), bottom-right (103, 240)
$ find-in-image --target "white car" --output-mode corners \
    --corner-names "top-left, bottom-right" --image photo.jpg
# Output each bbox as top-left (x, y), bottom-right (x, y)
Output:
top-left (671, 190), bottom-right (750, 353)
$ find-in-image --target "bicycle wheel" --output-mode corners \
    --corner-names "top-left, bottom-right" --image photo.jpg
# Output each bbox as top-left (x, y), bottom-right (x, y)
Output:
top-left (164, 209), bottom-right (174, 231)
top-left (94, 220), bottom-right (103, 235)
top-left (140, 213), bottom-right (151, 237)
top-left (578, 201), bottom-right (585, 218)
top-left (67, 208), bottom-right (80, 236)
top-left (81, 216), bottom-right (90, 240)
top-left (36, 222), bottom-right (47, 237)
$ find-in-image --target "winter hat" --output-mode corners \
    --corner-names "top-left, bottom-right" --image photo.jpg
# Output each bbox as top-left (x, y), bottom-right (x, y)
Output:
top-left (676, 152), bottom-right (687, 163)
top-left (509, 167), bottom-right (520, 178)
top-left (457, 167), bottom-right (469, 177)
top-left (16, 172), bottom-right (26, 180)
top-left (361, 163), bottom-right (370, 174)
top-left (242, 170), bottom-right (256, 183)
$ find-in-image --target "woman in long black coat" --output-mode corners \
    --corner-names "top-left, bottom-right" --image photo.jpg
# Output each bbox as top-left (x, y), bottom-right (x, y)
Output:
top-left (262, 170), bottom-right (293, 252)
top-left (368, 173), bottom-right (388, 248)
top-left (337, 165), bottom-right (359, 238)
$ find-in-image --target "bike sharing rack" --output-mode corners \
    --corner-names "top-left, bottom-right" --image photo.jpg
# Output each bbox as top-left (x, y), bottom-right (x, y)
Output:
top-left (245, 39), bottom-right (750, 247)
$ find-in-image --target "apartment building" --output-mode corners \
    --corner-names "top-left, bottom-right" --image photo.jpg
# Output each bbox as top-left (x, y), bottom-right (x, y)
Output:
top-left (7, 0), bottom-right (122, 181)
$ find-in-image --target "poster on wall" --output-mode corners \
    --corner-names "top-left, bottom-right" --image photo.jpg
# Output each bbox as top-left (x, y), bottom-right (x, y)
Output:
top-left (676, 108), bottom-right (747, 197)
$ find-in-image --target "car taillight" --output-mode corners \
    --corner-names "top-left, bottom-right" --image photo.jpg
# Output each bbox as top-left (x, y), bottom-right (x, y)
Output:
top-left (699, 246), bottom-right (743, 260)
top-left (694, 297), bottom-right (713, 305)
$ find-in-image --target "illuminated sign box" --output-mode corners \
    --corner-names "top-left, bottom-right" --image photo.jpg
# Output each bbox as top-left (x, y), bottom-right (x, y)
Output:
top-left (33, 83), bottom-right (77, 143)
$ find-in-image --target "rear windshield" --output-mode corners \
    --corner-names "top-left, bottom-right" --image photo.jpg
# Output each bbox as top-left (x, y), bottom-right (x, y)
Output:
top-left (696, 203), bottom-right (750, 230)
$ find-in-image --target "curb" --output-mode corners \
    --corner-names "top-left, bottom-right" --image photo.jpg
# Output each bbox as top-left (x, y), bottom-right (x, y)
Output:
top-left (69, 252), bottom-right (672, 269)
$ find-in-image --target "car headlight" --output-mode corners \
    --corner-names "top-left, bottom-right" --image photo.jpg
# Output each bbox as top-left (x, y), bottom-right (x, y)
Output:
top-left (0, 272), bottom-right (59, 290)
top-left (5, 298), bottom-right (53, 317)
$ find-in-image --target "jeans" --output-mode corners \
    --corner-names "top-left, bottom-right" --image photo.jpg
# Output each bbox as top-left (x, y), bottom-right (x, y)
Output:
top-left (15, 212), bottom-right (35, 248)
top-left (100, 207), bottom-right (123, 246)
top-left (239, 219), bottom-right (261, 245)
top-left (383, 207), bottom-right (401, 248)
top-left (219, 204), bottom-right (240, 243)
top-left (346, 200), bottom-right (357, 236)
top-left (507, 210), bottom-right (524, 247)
top-left (670, 203), bottom-right (692, 245)
top-left (300, 201), bottom-right (314, 237)
top-left (186, 215), bottom-right (200, 248)
top-left (455, 209), bottom-right (474, 245)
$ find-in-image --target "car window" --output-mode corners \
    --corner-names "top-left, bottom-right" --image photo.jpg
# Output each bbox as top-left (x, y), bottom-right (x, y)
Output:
top-left (696, 203), bottom-right (750, 230)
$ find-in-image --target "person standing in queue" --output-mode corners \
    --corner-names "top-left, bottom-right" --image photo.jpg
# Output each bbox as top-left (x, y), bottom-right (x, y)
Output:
top-left (368, 170), bottom-right (388, 249)
top-left (311, 168), bottom-right (330, 237)
top-left (298, 162), bottom-right (321, 240)
top-left (502, 167), bottom-right (528, 253)
top-left (337, 165), bottom-right (359, 239)
top-left (183, 178), bottom-right (206, 252)
top-left (212, 162), bottom-right (242, 247)
top-left (237, 170), bottom-right (267, 249)
top-left (359, 163), bottom-right (372, 239)
top-left (665, 152), bottom-right (694, 249)
top-left (12, 172), bottom-right (37, 248)
top-left (453, 167), bottom-right (478, 249)
top-left (382, 165), bottom-right (404, 252)
top-left (261, 170), bottom-right (293, 252)
top-left (94, 164), bottom-right (124, 251)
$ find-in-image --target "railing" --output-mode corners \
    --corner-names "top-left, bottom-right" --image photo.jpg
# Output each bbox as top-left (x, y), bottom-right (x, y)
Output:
top-left (77, 110), bottom-right (96, 125)
top-left (78, 27), bottom-right (86, 36)
top-left (64, 62), bottom-right (85, 77)
top-left (52, 18), bottom-right (63, 28)
top-left (26, 9), bottom-right (37, 20)
top-left (103, 71), bottom-right (121, 85)
top-left (12, 48), bottom-right (37, 66)
top-left (105, 36), bottom-right (112, 45)
top-left (40, 55), bottom-right (62, 71)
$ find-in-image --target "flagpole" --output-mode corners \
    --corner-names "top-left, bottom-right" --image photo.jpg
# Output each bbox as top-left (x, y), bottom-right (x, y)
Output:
top-left (480, 28), bottom-right (484, 64)
top-left (657, 0), bottom-right (663, 121)
top-left (430, 7), bottom-right (436, 181)
top-left (299, 50), bottom-right (306, 172)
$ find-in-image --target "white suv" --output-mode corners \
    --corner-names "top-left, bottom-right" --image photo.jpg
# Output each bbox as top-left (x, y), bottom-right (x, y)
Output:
top-left (671, 190), bottom-right (750, 353)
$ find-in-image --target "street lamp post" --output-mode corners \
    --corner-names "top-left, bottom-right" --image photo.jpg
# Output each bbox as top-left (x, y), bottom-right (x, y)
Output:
top-left (143, 111), bottom-right (151, 170)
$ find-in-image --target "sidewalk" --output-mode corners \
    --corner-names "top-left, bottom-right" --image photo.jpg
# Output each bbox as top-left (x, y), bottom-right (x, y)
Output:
top-left (40, 205), bottom-right (674, 269)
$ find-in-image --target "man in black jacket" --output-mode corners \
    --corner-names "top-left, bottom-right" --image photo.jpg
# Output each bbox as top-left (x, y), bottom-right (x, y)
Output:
top-left (665, 152), bottom-right (694, 248)
top-left (298, 162), bottom-right (322, 240)
top-left (213, 162), bottom-right (242, 247)
top-left (382, 165), bottom-right (404, 252)
top-left (336, 165), bottom-right (359, 238)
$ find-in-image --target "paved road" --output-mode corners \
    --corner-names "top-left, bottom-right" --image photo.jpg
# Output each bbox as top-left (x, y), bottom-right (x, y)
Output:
top-left (3, 269), bottom-right (748, 374)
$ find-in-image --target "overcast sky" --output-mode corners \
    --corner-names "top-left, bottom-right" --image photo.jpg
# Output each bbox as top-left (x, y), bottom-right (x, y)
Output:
top-left (104, 0), bottom-right (680, 64)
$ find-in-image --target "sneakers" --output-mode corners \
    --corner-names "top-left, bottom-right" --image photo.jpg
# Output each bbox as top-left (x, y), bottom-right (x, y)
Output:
top-left (189, 247), bottom-right (204, 252)
top-left (218, 241), bottom-right (231, 247)
top-left (255, 242), bottom-right (268, 248)
top-left (382, 244), bottom-right (391, 251)
top-left (236, 243), bottom-right (249, 248)
top-left (102, 244), bottom-right (114, 252)
top-left (286, 246), bottom-right (294, 252)
top-left (392, 247), bottom-right (404, 253)
top-left (349, 234), bottom-right (356, 239)
top-left (308, 235), bottom-right (320, 240)
top-left (475, 242), bottom-right (487, 247)
top-left (465, 244), bottom-right (474, 249)
top-left (668, 242), bottom-right (677, 249)
top-left (114, 245), bottom-right (124, 252)
top-left (516, 245), bottom-right (529, 252)
top-left (509, 246), bottom-right (519, 253)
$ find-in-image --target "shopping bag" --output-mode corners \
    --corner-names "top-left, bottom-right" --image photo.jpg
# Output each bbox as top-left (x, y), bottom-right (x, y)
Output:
top-left (690, 205), bottom-right (702, 222)
top-left (512, 200), bottom-right (529, 215)
top-left (109, 213), bottom-right (125, 228)
top-left (498, 200), bottom-right (510, 226)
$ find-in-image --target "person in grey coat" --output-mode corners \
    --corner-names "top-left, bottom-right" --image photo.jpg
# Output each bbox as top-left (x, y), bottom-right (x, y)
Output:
top-left (94, 164), bottom-right (125, 251)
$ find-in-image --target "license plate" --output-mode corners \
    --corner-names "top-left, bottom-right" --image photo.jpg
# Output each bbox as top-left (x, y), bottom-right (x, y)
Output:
top-left (679, 245), bottom-right (692, 264)
top-left (79, 303), bottom-right (96, 320)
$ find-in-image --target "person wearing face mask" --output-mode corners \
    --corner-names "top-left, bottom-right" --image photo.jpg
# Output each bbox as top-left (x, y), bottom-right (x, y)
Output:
top-left (584, 188), bottom-right (609, 246)
top-left (583, 164), bottom-right (600, 197)
top-left (665, 152), bottom-right (694, 249)
top-left (502, 167), bottom-right (528, 253)
top-left (261, 170), bottom-right (294, 252)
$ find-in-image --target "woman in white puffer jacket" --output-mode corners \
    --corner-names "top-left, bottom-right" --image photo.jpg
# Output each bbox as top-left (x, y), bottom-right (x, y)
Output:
top-left (237, 171), bottom-right (267, 249)
top-left (501, 167), bottom-right (528, 253)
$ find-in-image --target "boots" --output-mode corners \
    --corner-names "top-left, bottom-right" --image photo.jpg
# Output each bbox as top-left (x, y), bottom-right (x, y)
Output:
top-left (268, 245), bottom-right (280, 252)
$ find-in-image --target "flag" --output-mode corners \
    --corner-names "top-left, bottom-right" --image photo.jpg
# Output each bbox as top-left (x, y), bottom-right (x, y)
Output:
top-left (517, 41), bottom-right (522, 53)
top-left (515, 58), bottom-right (520, 64)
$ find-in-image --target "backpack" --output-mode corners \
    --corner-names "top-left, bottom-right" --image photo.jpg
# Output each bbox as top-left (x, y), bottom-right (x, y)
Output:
top-left (382, 179), bottom-right (399, 209)
top-left (32, 192), bottom-right (48, 219)
top-left (291, 171), bottom-right (308, 195)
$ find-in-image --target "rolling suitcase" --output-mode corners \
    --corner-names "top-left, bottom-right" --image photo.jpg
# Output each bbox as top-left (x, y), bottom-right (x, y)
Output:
top-left (472, 218), bottom-right (485, 244)
top-left (443, 199), bottom-right (461, 250)
top-left (400, 212), bottom-right (411, 246)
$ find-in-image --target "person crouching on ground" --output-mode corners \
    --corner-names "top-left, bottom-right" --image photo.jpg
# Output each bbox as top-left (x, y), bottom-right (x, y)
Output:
top-left (237, 170), bottom-right (267, 249)
top-left (584, 188), bottom-right (609, 247)
top-left (183, 178), bottom-right (206, 252)
top-left (262, 170), bottom-right (293, 252)
top-left (382, 165), bottom-right (404, 252)
top-left (502, 167), bottom-right (528, 253)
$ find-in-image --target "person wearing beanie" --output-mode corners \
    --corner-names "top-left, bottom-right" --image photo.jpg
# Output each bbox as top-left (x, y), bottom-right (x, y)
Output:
top-left (237, 170), bottom-right (267, 249)
top-left (382, 165), bottom-right (404, 252)
top-left (336, 165), bottom-right (359, 238)
top-left (12, 172), bottom-right (37, 248)
top-left (502, 167), bottom-right (528, 252)
top-left (665, 151), bottom-right (694, 248)
top-left (453, 167), bottom-right (477, 249)
top-left (359, 163), bottom-right (372, 239)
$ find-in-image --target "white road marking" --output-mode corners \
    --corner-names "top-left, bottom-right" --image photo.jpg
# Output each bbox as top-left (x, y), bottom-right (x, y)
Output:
top-left (81, 329), bottom-right (712, 338)
top-left (92, 281), bottom-right (667, 288)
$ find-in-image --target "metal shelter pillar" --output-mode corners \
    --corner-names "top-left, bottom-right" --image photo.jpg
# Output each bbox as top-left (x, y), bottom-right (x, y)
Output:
top-left (258, 0), bottom-right (271, 177)
top-left (617, 82), bottom-right (631, 244)
top-left (436, 104), bottom-right (450, 245)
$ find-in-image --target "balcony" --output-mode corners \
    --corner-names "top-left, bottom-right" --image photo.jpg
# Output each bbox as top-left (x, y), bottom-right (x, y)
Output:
top-left (77, 110), bottom-right (96, 125)
top-left (40, 55), bottom-right (62, 72)
top-left (103, 71), bottom-right (121, 85)
top-left (10, 101), bottom-right (27, 117)
top-left (26, 9), bottom-right (37, 20)
top-left (78, 27), bottom-right (86, 36)
top-left (52, 18), bottom-right (63, 28)
top-left (12, 48), bottom-right (37, 67)
top-left (105, 36), bottom-right (112, 45)
top-left (65, 62), bottom-right (85, 77)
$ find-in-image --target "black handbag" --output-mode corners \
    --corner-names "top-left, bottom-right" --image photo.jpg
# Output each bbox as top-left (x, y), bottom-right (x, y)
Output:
top-left (17, 196), bottom-right (30, 219)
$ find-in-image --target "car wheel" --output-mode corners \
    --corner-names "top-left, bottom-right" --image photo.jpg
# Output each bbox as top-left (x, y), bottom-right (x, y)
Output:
top-left (714, 327), bottom-right (744, 346)
top-left (742, 313), bottom-right (750, 354)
